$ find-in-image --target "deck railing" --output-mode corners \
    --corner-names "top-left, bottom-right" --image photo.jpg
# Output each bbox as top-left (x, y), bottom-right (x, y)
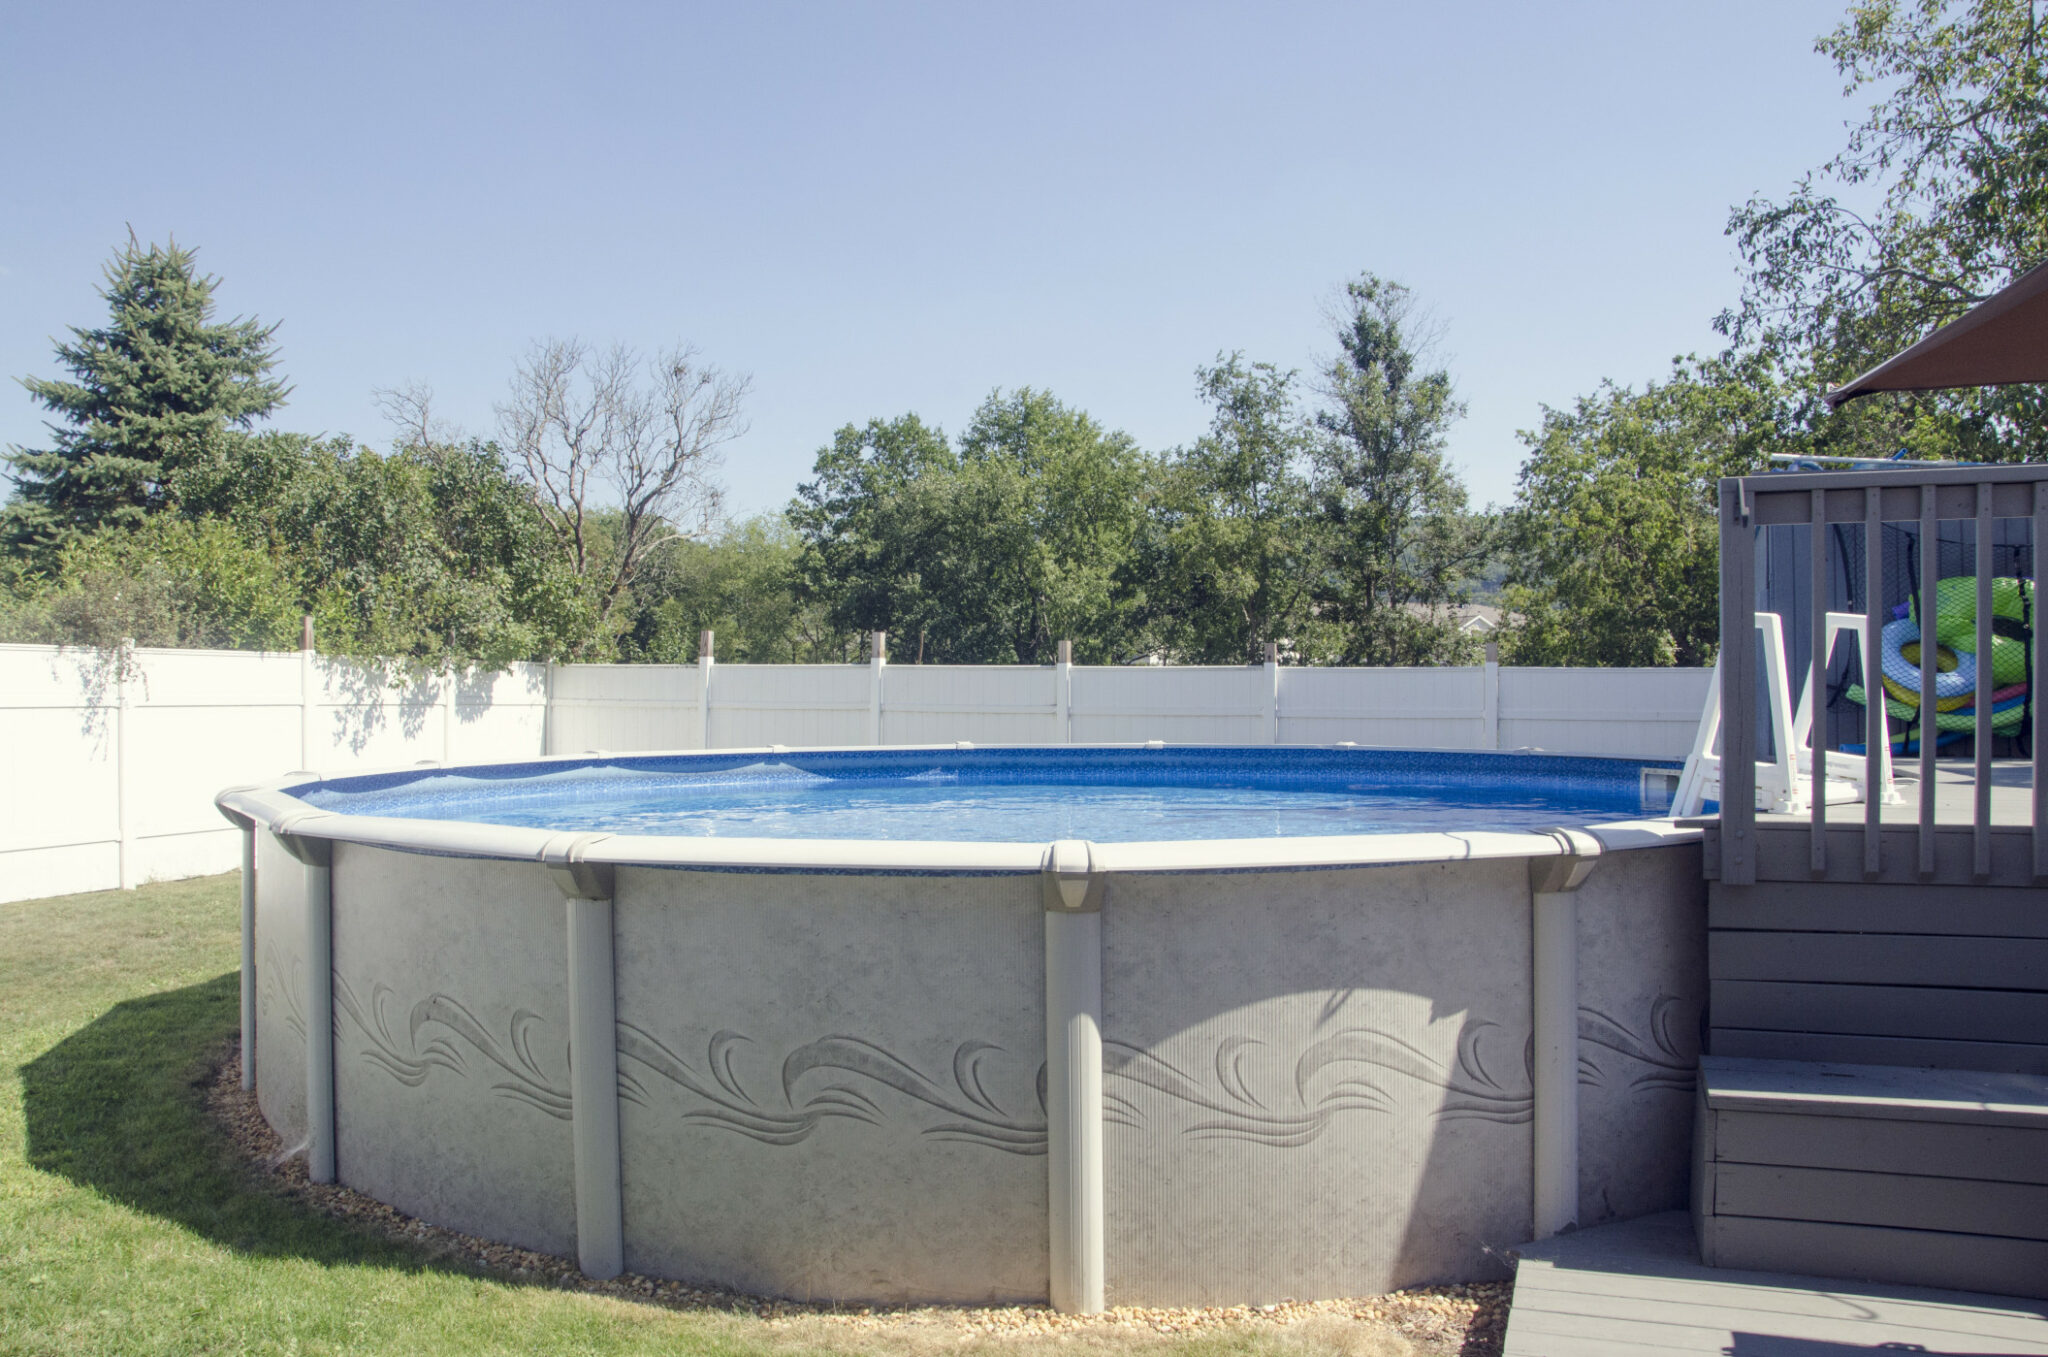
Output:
top-left (1718, 464), bottom-right (2048, 884)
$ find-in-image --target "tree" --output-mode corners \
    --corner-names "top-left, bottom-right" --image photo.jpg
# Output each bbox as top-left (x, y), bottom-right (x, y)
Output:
top-left (161, 431), bottom-right (599, 665)
top-left (1501, 355), bottom-right (1804, 667)
top-left (788, 413), bottom-right (959, 658)
top-left (1721, 0), bottom-right (2048, 459)
top-left (3, 235), bottom-right (288, 552)
top-left (498, 339), bottom-right (747, 628)
top-left (1142, 355), bottom-right (1322, 662)
top-left (1306, 274), bottom-right (1488, 665)
top-left (948, 389), bottom-right (1152, 663)
top-left (0, 515), bottom-right (302, 652)
top-left (787, 392), bottom-right (1152, 663)
top-left (621, 516), bottom-right (842, 663)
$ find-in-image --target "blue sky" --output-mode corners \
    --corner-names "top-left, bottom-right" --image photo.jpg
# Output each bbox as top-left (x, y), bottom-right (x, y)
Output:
top-left (3, 0), bottom-right (1860, 518)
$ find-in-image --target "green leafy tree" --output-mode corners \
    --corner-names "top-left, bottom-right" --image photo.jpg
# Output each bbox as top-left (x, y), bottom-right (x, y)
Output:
top-left (788, 394), bottom-right (1152, 663)
top-left (1307, 274), bottom-right (1488, 665)
top-left (621, 516), bottom-right (843, 663)
top-left (1142, 355), bottom-right (1322, 662)
top-left (3, 235), bottom-right (288, 552)
top-left (0, 515), bottom-right (302, 652)
top-left (1502, 355), bottom-right (1804, 667)
top-left (788, 414), bottom-right (959, 658)
top-left (164, 432), bottom-right (597, 665)
top-left (1721, 0), bottom-right (2048, 459)
top-left (947, 389), bottom-right (1152, 663)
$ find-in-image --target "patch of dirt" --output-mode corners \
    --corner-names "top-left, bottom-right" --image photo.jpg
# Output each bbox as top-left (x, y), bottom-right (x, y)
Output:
top-left (204, 1039), bottom-right (1509, 1355)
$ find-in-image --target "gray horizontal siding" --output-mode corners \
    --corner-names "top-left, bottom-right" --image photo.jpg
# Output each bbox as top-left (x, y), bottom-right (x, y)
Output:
top-left (1710, 980), bottom-right (2048, 1045)
top-left (1708, 882), bottom-right (2048, 938)
top-left (1709, 932), bottom-right (2048, 990)
top-left (1713, 1108), bottom-right (2048, 1184)
top-left (1713, 1163), bottom-right (2048, 1241)
top-left (1710, 1029), bottom-right (2048, 1075)
top-left (1696, 1216), bottom-right (2048, 1301)
top-left (1706, 824), bottom-right (2048, 887)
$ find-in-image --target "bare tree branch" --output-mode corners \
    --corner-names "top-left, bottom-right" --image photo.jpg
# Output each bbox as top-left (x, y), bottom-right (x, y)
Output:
top-left (497, 339), bottom-right (746, 621)
top-left (371, 380), bottom-right (457, 450)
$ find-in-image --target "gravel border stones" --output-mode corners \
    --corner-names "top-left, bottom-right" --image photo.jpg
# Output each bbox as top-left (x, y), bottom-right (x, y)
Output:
top-left (203, 1039), bottom-right (1508, 1355)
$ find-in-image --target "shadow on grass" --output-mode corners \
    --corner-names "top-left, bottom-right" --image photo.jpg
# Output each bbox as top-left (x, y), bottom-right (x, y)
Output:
top-left (20, 970), bottom-right (447, 1273)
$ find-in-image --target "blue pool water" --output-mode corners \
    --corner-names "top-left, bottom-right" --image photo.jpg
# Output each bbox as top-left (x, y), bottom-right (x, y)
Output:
top-left (292, 747), bottom-right (1678, 842)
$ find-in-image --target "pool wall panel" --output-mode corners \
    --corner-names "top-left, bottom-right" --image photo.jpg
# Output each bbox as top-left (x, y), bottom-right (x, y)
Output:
top-left (253, 828), bottom-right (309, 1147)
top-left (1573, 841), bottom-right (1706, 1229)
top-left (328, 844), bottom-right (578, 1257)
top-left (1101, 859), bottom-right (1536, 1305)
top-left (613, 868), bottom-right (1049, 1303)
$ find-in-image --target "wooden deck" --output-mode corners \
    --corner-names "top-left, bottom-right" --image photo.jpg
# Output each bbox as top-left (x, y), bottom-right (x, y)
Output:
top-left (1503, 1212), bottom-right (2048, 1355)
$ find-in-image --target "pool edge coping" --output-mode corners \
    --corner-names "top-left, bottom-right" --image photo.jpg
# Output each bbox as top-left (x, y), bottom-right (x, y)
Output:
top-left (217, 741), bottom-right (1701, 876)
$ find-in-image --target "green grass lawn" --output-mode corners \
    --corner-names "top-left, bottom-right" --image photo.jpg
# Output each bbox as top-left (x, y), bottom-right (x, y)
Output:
top-left (0, 874), bottom-right (773, 1357)
top-left (0, 875), bottom-right (1417, 1357)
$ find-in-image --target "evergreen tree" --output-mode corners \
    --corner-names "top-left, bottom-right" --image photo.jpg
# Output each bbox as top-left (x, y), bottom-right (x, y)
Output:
top-left (1307, 274), bottom-right (1488, 665)
top-left (3, 234), bottom-right (288, 552)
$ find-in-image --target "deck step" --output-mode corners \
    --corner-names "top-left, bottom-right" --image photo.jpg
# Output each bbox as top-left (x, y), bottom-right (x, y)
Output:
top-left (1694, 1056), bottom-right (2048, 1300)
top-left (1707, 880), bottom-right (2048, 1074)
top-left (1504, 1211), bottom-right (2048, 1356)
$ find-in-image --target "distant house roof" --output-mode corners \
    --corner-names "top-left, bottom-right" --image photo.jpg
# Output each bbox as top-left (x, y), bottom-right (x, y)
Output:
top-left (1455, 605), bottom-right (1502, 634)
top-left (1400, 602), bottom-right (1508, 633)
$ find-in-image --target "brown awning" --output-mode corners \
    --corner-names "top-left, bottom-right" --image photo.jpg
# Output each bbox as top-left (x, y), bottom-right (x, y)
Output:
top-left (1825, 259), bottom-right (2048, 407)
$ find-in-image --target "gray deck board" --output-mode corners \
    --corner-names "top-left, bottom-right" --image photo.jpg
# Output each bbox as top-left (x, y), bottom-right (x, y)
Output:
top-left (1503, 1212), bottom-right (2048, 1356)
top-left (1714, 1163), bottom-right (2048, 1239)
top-left (1711, 1028), bottom-right (2048, 1075)
top-left (1711, 978), bottom-right (2048, 1042)
top-left (1700, 1055), bottom-right (2048, 1125)
top-left (1710, 931), bottom-right (2048, 988)
top-left (1709, 881), bottom-right (2048, 938)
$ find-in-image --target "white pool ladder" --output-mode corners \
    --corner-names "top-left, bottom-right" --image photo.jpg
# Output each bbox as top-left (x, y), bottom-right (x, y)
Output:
top-left (1673, 611), bottom-right (1898, 817)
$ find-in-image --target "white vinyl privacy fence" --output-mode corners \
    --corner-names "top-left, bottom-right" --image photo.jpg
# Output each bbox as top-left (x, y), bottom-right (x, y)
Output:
top-left (0, 644), bottom-right (547, 905)
top-left (1, 641), bottom-right (1710, 904)
top-left (548, 653), bottom-right (1712, 758)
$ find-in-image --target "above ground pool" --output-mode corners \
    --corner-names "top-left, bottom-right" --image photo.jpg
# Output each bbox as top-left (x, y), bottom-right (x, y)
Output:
top-left (218, 742), bottom-right (1707, 1313)
top-left (290, 746), bottom-right (1678, 842)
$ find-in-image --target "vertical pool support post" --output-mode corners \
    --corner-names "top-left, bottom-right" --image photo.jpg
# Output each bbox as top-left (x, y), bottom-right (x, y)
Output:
top-left (239, 824), bottom-right (257, 1087)
top-left (1042, 839), bottom-right (1105, 1314)
top-left (1529, 828), bottom-right (1601, 1240)
top-left (276, 815), bottom-right (336, 1184)
top-left (215, 793), bottom-right (260, 1090)
top-left (545, 832), bottom-right (624, 1280)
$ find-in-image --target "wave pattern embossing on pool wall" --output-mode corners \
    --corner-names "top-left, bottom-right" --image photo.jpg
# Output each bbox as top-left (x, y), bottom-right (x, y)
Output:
top-left (617, 1026), bottom-right (1051, 1155)
top-left (317, 981), bottom-right (1695, 1148)
top-left (1103, 1020), bottom-right (1531, 1145)
top-left (1102, 994), bottom-right (1698, 1147)
top-left (333, 975), bottom-right (573, 1120)
top-left (260, 943), bottom-right (307, 1042)
top-left (1578, 996), bottom-right (1698, 1093)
